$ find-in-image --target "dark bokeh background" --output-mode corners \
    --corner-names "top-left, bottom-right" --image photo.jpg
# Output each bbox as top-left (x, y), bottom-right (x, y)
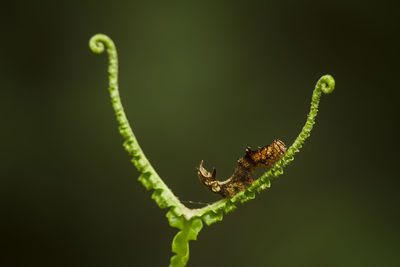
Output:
top-left (1, 1), bottom-right (399, 266)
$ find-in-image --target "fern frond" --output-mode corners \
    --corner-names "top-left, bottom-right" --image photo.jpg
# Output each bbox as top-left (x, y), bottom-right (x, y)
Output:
top-left (89, 33), bottom-right (335, 267)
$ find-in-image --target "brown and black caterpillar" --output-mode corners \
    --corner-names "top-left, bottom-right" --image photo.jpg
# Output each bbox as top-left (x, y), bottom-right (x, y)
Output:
top-left (197, 139), bottom-right (286, 198)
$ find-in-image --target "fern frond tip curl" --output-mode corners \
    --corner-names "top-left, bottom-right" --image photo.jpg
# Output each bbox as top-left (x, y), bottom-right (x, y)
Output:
top-left (89, 33), bottom-right (115, 54)
top-left (317, 74), bottom-right (335, 94)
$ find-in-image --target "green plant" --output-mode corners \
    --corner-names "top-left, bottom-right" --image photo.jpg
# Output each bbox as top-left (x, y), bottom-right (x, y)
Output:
top-left (89, 33), bottom-right (335, 267)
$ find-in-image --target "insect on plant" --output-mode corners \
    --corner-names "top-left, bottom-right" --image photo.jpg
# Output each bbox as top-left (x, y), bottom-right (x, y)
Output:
top-left (198, 139), bottom-right (287, 198)
top-left (89, 33), bottom-right (335, 267)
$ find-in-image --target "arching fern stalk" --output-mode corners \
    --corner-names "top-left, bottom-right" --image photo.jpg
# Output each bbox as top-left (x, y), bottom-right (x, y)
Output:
top-left (89, 34), bottom-right (335, 267)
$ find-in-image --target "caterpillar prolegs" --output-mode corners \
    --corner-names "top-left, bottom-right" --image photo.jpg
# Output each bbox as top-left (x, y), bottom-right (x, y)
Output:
top-left (197, 139), bottom-right (287, 198)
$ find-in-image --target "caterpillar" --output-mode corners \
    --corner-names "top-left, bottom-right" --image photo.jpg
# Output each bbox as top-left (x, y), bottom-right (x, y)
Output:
top-left (197, 139), bottom-right (286, 198)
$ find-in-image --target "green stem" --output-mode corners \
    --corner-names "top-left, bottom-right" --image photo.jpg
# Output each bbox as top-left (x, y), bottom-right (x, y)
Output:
top-left (89, 33), bottom-right (335, 267)
top-left (169, 218), bottom-right (203, 267)
top-left (192, 75), bottom-right (335, 224)
top-left (89, 34), bottom-right (186, 213)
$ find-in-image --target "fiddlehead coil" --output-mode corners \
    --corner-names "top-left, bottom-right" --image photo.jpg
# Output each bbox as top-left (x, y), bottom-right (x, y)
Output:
top-left (89, 34), bottom-right (114, 54)
top-left (317, 74), bottom-right (335, 94)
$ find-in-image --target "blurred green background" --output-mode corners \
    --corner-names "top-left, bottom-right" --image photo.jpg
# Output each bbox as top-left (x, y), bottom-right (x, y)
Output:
top-left (1, 0), bottom-right (399, 266)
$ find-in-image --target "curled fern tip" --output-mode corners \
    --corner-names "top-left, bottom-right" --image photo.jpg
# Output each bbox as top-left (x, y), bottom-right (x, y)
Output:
top-left (317, 74), bottom-right (335, 94)
top-left (89, 33), bottom-right (113, 54)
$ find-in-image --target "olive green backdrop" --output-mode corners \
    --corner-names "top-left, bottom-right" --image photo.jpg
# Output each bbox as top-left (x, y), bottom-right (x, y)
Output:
top-left (1, 0), bottom-right (399, 266)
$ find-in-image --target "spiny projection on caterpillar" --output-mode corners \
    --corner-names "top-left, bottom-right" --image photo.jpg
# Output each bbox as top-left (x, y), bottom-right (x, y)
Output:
top-left (198, 139), bottom-right (287, 198)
